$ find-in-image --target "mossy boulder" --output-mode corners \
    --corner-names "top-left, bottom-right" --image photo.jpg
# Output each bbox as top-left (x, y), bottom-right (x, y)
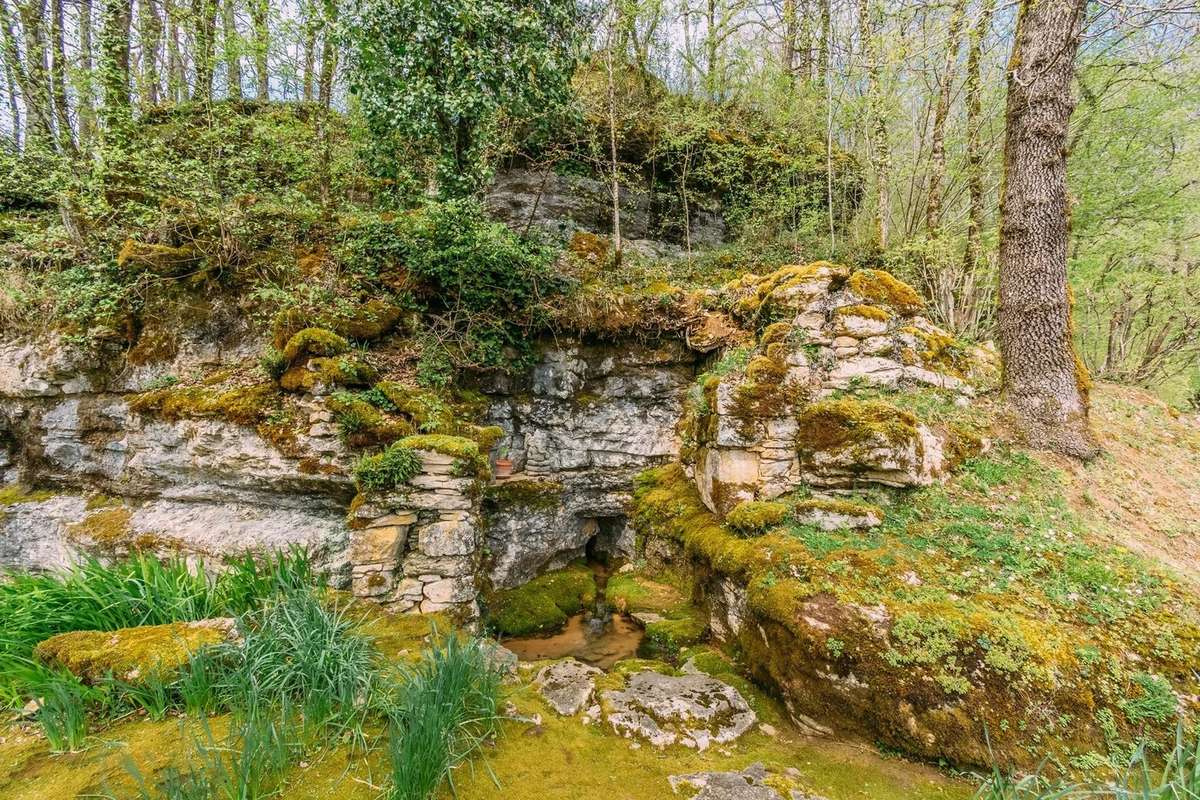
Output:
top-left (725, 500), bottom-right (790, 536)
top-left (128, 383), bottom-right (281, 426)
top-left (792, 498), bottom-right (883, 530)
top-left (327, 393), bottom-right (414, 447)
top-left (488, 564), bottom-right (597, 637)
top-left (116, 240), bottom-right (202, 276)
top-left (281, 327), bottom-right (349, 366)
top-left (639, 610), bottom-right (709, 661)
top-left (398, 434), bottom-right (491, 480)
top-left (34, 619), bottom-right (235, 684)
top-left (279, 355), bottom-right (377, 393)
top-left (846, 269), bottom-right (924, 314)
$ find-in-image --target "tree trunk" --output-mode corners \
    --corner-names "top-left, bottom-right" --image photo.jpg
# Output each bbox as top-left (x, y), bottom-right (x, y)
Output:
top-left (77, 0), bottom-right (97, 144)
top-left (997, 0), bottom-right (1097, 459)
top-left (2, 36), bottom-right (18, 147)
top-left (165, 0), bottom-right (183, 101)
top-left (248, 0), bottom-right (267, 99)
top-left (49, 0), bottom-right (75, 151)
top-left (605, 0), bottom-right (622, 263)
top-left (924, 0), bottom-right (966, 237)
top-left (100, 0), bottom-right (132, 123)
top-left (962, 0), bottom-right (996, 279)
top-left (223, 0), bottom-right (241, 99)
top-left (302, 13), bottom-right (315, 101)
top-left (856, 0), bottom-right (890, 250)
top-left (817, 0), bottom-right (829, 87)
top-left (138, 0), bottom-right (162, 104)
top-left (780, 0), bottom-right (796, 78)
top-left (191, 0), bottom-right (216, 101)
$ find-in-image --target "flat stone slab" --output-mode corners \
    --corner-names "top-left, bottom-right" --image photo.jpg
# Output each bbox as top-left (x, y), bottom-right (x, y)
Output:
top-left (602, 671), bottom-right (757, 750)
top-left (669, 764), bottom-right (826, 800)
top-left (535, 657), bottom-right (603, 716)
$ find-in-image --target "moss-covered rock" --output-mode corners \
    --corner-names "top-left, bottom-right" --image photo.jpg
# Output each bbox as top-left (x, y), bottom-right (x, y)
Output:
top-left (352, 442), bottom-right (422, 494)
top-left (639, 610), bottom-right (709, 661)
top-left (326, 393), bottom-right (413, 447)
top-left (278, 355), bottom-right (377, 393)
top-left (34, 619), bottom-right (234, 684)
top-left (846, 269), bottom-right (924, 314)
top-left (483, 479), bottom-right (564, 511)
top-left (128, 383), bottom-right (282, 426)
top-left (281, 327), bottom-right (349, 366)
top-left (488, 564), bottom-right (598, 637)
top-left (725, 500), bottom-right (790, 536)
top-left (397, 434), bottom-right (491, 480)
top-left (795, 398), bottom-right (919, 457)
top-left (116, 240), bottom-right (202, 276)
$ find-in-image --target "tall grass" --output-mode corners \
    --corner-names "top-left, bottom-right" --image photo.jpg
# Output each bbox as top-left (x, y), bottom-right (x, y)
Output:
top-left (0, 549), bottom-right (314, 705)
top-left (975, 728), bottom-right (1200, 799)
top-left (385, 634), bottom-right (502, 800)
top-left (31, 671), bottom-right (93, 752)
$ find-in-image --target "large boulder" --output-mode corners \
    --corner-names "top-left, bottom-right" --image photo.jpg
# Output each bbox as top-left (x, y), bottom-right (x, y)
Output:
top-left (600, 671), bottom-right (757, 750)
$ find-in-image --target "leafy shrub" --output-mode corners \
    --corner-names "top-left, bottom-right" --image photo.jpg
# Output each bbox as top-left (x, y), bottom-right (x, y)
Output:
top-left (353, 443), bottom-right (423, 494)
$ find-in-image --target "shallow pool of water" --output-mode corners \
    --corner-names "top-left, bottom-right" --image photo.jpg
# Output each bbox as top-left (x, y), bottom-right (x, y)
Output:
top-left (503, 611), bottom-right (643, 670)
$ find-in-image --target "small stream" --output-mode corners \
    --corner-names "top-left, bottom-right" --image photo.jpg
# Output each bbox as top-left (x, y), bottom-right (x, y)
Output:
top-left (502, 560), bottom-right (645, 670)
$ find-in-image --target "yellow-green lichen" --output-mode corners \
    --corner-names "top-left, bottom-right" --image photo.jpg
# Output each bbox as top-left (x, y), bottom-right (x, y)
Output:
top-left (128, 383), bottom-right (282, 427)
top-left (0, 485), bottom-right (58, 506)
top-left (483, 479), bottom-right (564, 511)
top-left (116, 240), bottom-right (201, 276)
top-left (760, 322), bottom-right (794, 346)
top-left (396, 434), bottom-right (491, 480)
top-left (835, 304), bottom-right (893, 323)
top-left (795, 398), bottom-right (919, 456)
top-left (279, 356), bottom-right (378, 393)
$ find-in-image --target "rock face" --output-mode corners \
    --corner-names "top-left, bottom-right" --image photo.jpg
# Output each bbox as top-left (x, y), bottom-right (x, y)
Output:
top-left (481, 340), bottom-right (698, 587)
top-left (485, 167), bottom-right (727, 256)
top-left (601, 671), bottom-right (757, 750)
top-left (535, 658), bottom-right (603, 716)
top-left (0, 335), bottom-right (351, 579)
top-left (685, 263), bottom-right (980, 514)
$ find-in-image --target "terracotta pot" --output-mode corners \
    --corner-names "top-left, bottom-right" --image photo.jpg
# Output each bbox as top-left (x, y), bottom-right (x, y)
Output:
top-left (494, 458), bottom-right (513, 478)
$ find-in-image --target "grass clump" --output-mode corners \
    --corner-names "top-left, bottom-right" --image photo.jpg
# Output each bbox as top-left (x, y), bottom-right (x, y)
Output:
top-left (487, 564), bottom-right (597, 637)
top-left (726, 500), bottom-right (790, 536)
top-left (352, 442), bottom-right (423, 494)
top-left (384, 634), bottom-right (502, 800)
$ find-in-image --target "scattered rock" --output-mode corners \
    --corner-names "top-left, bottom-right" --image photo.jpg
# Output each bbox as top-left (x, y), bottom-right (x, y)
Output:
top-left (601, 671), bottom-right (757, 750)
top-left (534, 658), bottom-right (603, 716)
top-left (480, 640), bottom-right (519, 679)
top-left (669, 763), bottom-right (826, 800)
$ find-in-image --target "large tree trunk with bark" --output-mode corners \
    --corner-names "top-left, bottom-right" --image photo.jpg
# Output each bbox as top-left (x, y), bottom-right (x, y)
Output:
top-left (100, 0), bottom-right (132, 123)
top-left (857, 0), bottom-right (890, 250)
top-left (997, 0), bottom-right (1098, 459)
top-left (138, 0), bottom-right (162, 104)
top-left (962, 0), bottom-right (996, 280)
top-left (223, 0), bottom-right (241, 99)
top-left (191, 0), bottom-right (216, 101)
top-left (248, 0), bottom-right (268, 99)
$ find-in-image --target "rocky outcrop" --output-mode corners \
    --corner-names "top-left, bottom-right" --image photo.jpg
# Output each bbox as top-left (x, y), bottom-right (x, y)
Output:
top-left (535, 657), bottom-right (603, 716)
top-left (480, 340), bottom-right (698, 588)
top-left (684, 263), bottom-right (985, 515)
top-left (485, 167), bottom-right (727, 256)
top-left (601, 671), bottom-right (757, 750)
top-left (669, 764), bottom-right (825, 800)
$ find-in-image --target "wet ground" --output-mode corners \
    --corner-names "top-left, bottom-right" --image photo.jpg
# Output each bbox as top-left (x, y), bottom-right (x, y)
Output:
top-left (503, 611), bottom-right (644, 669)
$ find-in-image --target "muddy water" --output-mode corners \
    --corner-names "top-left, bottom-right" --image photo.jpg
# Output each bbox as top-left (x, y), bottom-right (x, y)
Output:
top-left (503, 612), bottom-right (643, 670)
top-left (503, 560), bottom-right (645, 670)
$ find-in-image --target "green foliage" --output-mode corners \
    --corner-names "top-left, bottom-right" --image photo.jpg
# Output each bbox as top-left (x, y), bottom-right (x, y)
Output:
top-left (0, 550), bottom-right (314, 706)
top-left (384, 634), bottom-right (502, 800)
top-left (725, 500), bottom-right (790, 536)
top-left (344, 0), bottom-right (582, 196)
top-left (353, 443), bottom-right (423, 494)
top-left (30, 671), bottom-right (93, 752)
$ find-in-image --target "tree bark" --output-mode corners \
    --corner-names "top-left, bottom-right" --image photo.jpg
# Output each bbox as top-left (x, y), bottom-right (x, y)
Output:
top-left (924, 0), bottom-right (966, 237)
top-left (77, 0), bottom-right (96, 144)
top-left (856, 0), bottom-right (890, 250)
top-left (998, 0), bottom-right (1098, 459)
top-left (138, 0), bottom-right (162, 104)
top-left (248, 0), bottom-right (267, 99)
top-left (165, 0), bottom-right (184, 102)
top-left (49, 0), bottom-right (76, 150)
top-left (223, 0), bottom-right (241, 99)
top-left (781, 0), bottom-right (796, 78)
top-left (2, 35), bottom-right (18, 146)
top-left (962, 0), bottom-right (996, 279)
top-left (817, 0), bottom-right (829, 87)
top-left (100, 0), bottom-right (132, 123)
top-left (191, 0), bottom-right (216, 101)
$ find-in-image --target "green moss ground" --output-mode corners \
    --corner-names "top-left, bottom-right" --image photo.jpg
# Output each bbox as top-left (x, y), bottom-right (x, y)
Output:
top-left (487, 563), bottom-right (598, 637)
top-left (34, 621), bottom-right (229, 683)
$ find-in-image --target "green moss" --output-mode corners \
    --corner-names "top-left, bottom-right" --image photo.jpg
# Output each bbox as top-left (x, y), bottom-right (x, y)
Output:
top-left (793, 498), bottom-right (883, 519)
top-left (279, 356), bottom-right (378, 393)
top-left (726, 500), bottom-right (790, 536)
top-left (397, 434), bottom-right (491, 480)
top-left (0, 485), bottom-right (57, 506)
top-left (640, 609), bottom-right (709, 661)
top-left (760, 322), bottom-right (793, 346)
top-left (326, 393), bottom-right (413, 446)
top-left (745, 355), bottom-right (786, 384)
top-left (34, 621), bottom-right (229, 684)
top-left (847, 269), bottom-right (924, 314)
top-left (795, 398), bottom-right (919, 456)
top-left (488, 564), bottom-right (598, 637)
top-left (331, 298), bottom-right (404, 340)
top-left (128, 383), bottom-right (282, 427)
top-left (281, 327), bottom-right (349, 366)
top-left (352, 442), bottom-right (422, 494)
top-left (116, 240), bottom-right (201, 276)
top-left (483, 479), bottom-right (564, 511)
top-left (606, 573), bottom-right (688, 616)
top-left (835, 304), bottom-right (892, 322)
